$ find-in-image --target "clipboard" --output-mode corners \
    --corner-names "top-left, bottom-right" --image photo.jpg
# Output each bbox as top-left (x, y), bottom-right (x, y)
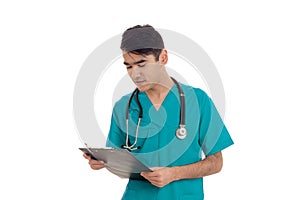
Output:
top-left (79, 148), bottom-right (152, 180)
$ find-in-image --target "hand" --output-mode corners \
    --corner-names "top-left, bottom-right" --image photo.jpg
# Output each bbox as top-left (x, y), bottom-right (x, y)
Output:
top-left (141, 167), bottom-right (177, 188)
top-left (83, 153), bottom-right (105, 170)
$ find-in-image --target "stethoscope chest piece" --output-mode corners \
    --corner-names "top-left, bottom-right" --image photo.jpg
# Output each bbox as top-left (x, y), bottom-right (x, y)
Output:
top-left (176, 125), bottom-right (187, 140)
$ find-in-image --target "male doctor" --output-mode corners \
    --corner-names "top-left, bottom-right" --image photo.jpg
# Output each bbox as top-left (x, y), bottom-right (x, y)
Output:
top-left (83, 24), bottom-right (233, 200)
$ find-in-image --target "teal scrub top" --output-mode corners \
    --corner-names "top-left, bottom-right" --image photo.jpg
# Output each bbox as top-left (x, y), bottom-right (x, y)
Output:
top-left (106, 83), bottom-right (234, 200)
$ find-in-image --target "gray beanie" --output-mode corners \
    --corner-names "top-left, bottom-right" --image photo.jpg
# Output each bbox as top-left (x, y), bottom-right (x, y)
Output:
top-left (120, 26), bottom-right (164, 52)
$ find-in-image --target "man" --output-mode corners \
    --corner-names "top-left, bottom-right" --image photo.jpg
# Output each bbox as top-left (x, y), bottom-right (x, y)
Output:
top-left (83, 25), bottom-right (233, 200)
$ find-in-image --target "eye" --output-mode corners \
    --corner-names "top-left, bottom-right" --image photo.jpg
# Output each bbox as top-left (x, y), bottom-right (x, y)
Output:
top-left (138, 64), bottom-right (146, 67)
top-left (126, 66), bottom-right (132, 70)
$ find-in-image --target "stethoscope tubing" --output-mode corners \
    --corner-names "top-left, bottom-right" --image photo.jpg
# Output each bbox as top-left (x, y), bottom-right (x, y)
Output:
top-left (123, 77), bottom-right (186, 150)
top-left (171, 77), bottom-right (185, 127)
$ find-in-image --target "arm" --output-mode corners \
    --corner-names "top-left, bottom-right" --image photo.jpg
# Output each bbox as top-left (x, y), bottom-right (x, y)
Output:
top-left (173, 151), bottom-right (223, 179)
top-left (141, 151), bottom-right (223, 188)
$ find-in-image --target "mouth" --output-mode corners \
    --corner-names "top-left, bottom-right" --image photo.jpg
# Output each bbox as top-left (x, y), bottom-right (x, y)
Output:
top-left (135, 80), bottom-right (146, 87)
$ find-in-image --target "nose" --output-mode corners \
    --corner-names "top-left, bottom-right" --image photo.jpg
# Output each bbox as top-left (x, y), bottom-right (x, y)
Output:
top-left (130, 66), bottom-right (141, 79)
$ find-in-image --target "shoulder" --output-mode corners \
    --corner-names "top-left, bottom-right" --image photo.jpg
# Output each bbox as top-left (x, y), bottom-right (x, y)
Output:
top-left (112, 92), bottom-right (132, 112)
top-left (179, 83), bottom-right (210, 101)
top-left (115, 93), bottom-right (131, 105)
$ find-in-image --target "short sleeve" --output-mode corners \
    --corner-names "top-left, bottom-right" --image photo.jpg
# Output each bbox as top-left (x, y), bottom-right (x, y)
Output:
top-left (106, 105), bottom-right (126, 149)
top-left (198, 91), bottom-right (234, 156)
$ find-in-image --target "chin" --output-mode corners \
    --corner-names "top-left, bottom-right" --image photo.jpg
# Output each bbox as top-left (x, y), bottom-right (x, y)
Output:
top-left (137, 84), bottom-right (150, 92)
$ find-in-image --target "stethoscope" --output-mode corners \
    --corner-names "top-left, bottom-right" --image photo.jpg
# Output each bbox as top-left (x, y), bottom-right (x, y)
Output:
top-left (122, 77), bottom-right (187, 151)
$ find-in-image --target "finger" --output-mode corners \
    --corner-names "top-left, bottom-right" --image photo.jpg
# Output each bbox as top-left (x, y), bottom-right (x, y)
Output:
top-left (89, 159), bottom-right (105, 165)
top-left (141, 176), bottom-right (165, 188)
top-left (147, 179), bottom-right (165, 188)
top-left (141, 171), bottom-right (160, 179)
top-left (83, 153), bottom-right (91, 160)
top-left (89, 160), bottom-right (106, 170)
top-left (141, 172), bottom-right (151, 180)
top-left (90, 163), bottom-right (105, 170)
top-left (141, 174), bottom-right (162, 185)
top-left (150, 167), bottom-right (164, 171)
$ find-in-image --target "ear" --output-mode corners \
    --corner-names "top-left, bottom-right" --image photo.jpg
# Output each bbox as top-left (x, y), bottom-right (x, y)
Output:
top-left (159, 49), bottom-right (168, 65)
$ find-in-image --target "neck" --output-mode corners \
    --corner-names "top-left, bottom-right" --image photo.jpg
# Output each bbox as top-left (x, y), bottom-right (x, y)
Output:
top-left (145, 76), bottom-right (174, 99)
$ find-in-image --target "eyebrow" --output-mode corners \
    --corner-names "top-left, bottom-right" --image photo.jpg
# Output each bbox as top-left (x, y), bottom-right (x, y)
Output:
top-left (123, 59), bottom-right (146, 66)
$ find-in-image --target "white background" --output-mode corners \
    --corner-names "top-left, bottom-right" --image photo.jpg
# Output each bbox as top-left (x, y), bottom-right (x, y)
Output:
top-left (1, 0), bottom-right (299, 199)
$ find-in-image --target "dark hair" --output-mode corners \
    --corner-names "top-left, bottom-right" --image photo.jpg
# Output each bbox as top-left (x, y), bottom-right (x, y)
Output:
top-left (129, 48), bottom-right (162, 61)
top-left (126, 24), bottom-right (153, 31)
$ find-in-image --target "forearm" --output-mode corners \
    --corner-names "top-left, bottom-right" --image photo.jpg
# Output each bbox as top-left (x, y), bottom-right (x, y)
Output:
top-left (172, 152), bottom-right (223, 181)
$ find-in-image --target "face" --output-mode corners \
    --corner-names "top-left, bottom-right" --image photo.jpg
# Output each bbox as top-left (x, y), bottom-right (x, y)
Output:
top-left (123, 52), bottom-right (164, 92)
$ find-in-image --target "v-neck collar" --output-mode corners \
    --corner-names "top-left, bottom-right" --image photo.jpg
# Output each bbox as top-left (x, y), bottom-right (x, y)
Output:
top-left (140, 84), bottom-right (177, 112)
